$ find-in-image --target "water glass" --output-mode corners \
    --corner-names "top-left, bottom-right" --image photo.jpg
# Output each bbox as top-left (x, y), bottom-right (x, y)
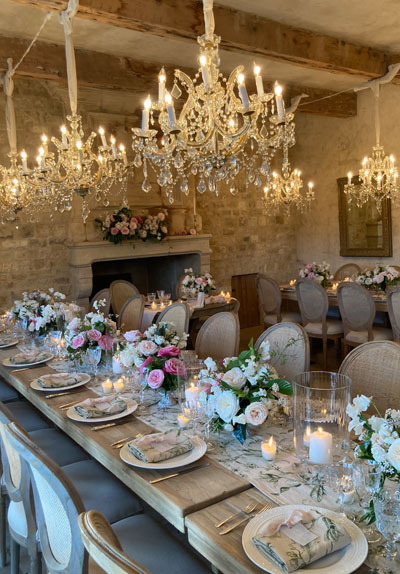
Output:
top-left (147, 293), bottom-right (156, 304)
top-left (87, 347), bottom-right (102, 376)
top-left (352, 460), bottom-right (383, 542)
top-left (199, 395), bottom-right (216, 450)
top-left (181, 400), bottom-right (201, 436)
top-left (375, 490), bottom-right (400, 562)
top-left (157, 290), bottom-right (165, 303)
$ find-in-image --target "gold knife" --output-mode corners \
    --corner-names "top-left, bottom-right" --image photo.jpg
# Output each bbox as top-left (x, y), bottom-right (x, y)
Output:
top-left (45, 389), bottom-right (86, 399)
top-left (91, 417), bottom-right (135, 432)
top-left (149, 463), bottom-right (210, 484)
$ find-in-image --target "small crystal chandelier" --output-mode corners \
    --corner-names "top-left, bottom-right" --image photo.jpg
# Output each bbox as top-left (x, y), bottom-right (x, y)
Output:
top-left (345, 71), bottom-right (399, 211)
top-left (131, 0), bottom-right (296, 203)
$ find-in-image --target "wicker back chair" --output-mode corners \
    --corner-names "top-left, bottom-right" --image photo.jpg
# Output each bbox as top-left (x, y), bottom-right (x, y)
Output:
top-left (195, 312), bottom-right (240, 360)
top-left (118, 295), bottom-right (145, 331)
top-left (110, 281), bottom-right (139, 315)
top-left (387, 286), bottom-right (400, 342)
top-left (254, 322), bottom-right (310, 380)
top-left (296, 279), bottom-right (343, 369)
top-left (339, 341), bottom-right (400, 412)
top-left (79, 511), bottom-right (149, 574)
top-left (333, 264), bottom-right (361, 281)
top-left (156, 302), bottom-right (190, 337)
top-left (89, 289), bottom-right (111, 315)
top-left (256, 274), bottom-right (300, 327)
top-left (337, 282), bottom-right (392, 351)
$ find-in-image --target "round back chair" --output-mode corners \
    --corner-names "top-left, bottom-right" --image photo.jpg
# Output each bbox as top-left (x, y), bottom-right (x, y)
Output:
top-left (295, 278), bottom-right (328, 326)
top-left (78, 511), bottom-right (149, 574)
top-left (110, 281), bottom-right (139, 315)
top-left (256, 274), bottom-right (282, 323)
top-left (195, 312), bottom-right (240, 360)
top-left (89, 288), bottom-right (111, 315)
top-left (387, 286), bottom-right (400, 342)
top-left (155, 302), bottom-right (190, 337)
top-left (339, 341), bottom-right (400, 413)
top-left (333, 264), bottom-right (361, 281)
top-left (254, 322), bottom-right (310, 380)
top-left (118, 295), bottom-right (145, 331)
top-left (337, 282), bottom-right (375, 338)
top-left (175, 275), bottom-right (186, 299)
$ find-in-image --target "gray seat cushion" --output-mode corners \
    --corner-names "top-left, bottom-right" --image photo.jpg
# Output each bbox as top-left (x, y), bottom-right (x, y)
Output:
top-left (0, 379), bottom-right (19, 402)
top-left (7, 401), bottom-right (51, 431)
top-left (62, 460), bottom-right (143, 524)
top-left (113, 514), bottom-right (210, 574)
top-left (30, 428), bottom-right (90, 467)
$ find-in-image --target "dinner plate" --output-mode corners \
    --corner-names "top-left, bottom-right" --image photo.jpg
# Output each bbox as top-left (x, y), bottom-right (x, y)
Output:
top-left (30, 372), bottom-right (91, 392)
top-left (242, 504), bottom-right (368, 574)
top-left (3, 353), bottom-right (54, 368)
top-left (0, 338), bottom-right (18, 349)
top-left (119, 435), bottom-right (207, 470)
top-left (66, 398), bottom-right (138, 423)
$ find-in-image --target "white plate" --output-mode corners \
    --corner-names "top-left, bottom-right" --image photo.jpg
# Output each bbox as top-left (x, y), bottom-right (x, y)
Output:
top-left (66, 398), bottom-right (138, 423)
top-left (3, 353), bottom-right (54, 368)
top-left (242, 504), bottom-right (368, 574)
top-left (120, 435), bottom-right (207, 470)
top-left (30, 372), bottom-right (91, 392)
top-left (0, 338), bottom-right (18, 349)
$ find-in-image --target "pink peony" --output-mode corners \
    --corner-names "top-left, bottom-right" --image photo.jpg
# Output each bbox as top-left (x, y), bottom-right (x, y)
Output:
top-left (195, 277), bottom-right (204, 285)
top-left (87, 329), bottom-right (102, 342)
top-left (157, 345), bottom-right (181, 358)
top-left (140, 356), bottom-right (154, 374)
top-left (98, 335), bottom-right (114, 351)
top-left (147, 369), bottom-right (165, 389)
top-left (121, 227), bottom-right (130, 235)
top-left (111, 227), bottom-right (119, 235)
top-left (138, 340), bottom-right (158, 356)
top-left (164, 357), bottom-right (186, 376)
top-left (244, 402), bottom-right (268, 426)
top-left (124, 330), bottom-right (142, 343)
top-left (71, 334), bottom-right (85, 349)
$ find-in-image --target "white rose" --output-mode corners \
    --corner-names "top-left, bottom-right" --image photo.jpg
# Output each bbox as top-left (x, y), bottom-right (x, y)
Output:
top-left (388, 438), bottom-right (400, 471)
top-left (215, 391), bottom-right (240, 423)
top-left (138, 340), bottom-right (158, 356)
top-left (204, 357), bottom-right (217, 372)
top-left (222, 367), bottom-right (247, 390)
top-left (244, 401), bottom-right (268, 426)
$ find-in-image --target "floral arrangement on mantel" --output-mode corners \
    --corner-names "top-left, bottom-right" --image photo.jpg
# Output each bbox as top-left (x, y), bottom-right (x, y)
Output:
top-left (199, 340), bottom-right (292, 444)
top-left (11, 289), bottom-right (80, 336)
top-left (95, 207), bottom-right (168, 245)
top-left (355, 265), bottom-right (399, 291)
top-left (347, 394), bottom-right (400, 523)
top-left (298, 261), bottom-right (332, 288)
top-left (181, 268), bottom-right (216, 297)
top-left (65, 300), bottom-right (117, 362)
top-left (119, 323), bottom-right (188, 396)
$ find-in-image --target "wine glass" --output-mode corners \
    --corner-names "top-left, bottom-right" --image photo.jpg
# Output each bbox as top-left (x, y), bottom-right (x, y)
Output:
top-left (199, 395), bottom-right (216, 450)
top-left (87, 347), bottom-right (102, 377)
top-left (157, 290), bottom-right (165, 304)
top-left (353, 460), bottom-right (383, 542)
top-left (181, 400), bottom-right (201, 436)
top-left (374, 490), bottom-right (400, 567)
top-left (147, 293), bottom-right (156, 304)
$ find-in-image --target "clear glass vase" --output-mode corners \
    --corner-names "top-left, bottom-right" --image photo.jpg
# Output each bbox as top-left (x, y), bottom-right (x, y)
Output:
top-left (293, 371), bottom-right (352, 466)
top-left (157, 390), bottom-right (177, 409)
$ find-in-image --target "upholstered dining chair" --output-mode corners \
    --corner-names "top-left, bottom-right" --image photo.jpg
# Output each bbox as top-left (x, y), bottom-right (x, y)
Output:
top-left (333, 263), bottom-right (361, 281)
top-left (387, 286), bottom-right (400, 342)
top-left (89, 288), bottom-right (111, 315)
top-left (256, 274), bottom-right (301, 327)
top-left (118, 295), bottom-right (145, 330)
top-left (110, 281), bottom-right (140, 315)
top-left (296, 278), bottom-right (343, 369)
top-left (155, 301), bottom-right (190, 337)
top-left (254, 322), bottom-right (310, 380)
top-left (337, 282), bottom-right (393, 353)
top-left (339, 341), bottom-right (400, 412)
top-left (5, 422), bottom-right (210, 574)
top-left (195, 312), bottom-right (240, 360)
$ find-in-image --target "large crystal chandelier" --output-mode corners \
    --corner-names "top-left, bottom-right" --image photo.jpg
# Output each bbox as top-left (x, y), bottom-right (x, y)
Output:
top-left (131, 0), bottom-right (297, 203)
top-left (345, 65), bottom-right (400, 211)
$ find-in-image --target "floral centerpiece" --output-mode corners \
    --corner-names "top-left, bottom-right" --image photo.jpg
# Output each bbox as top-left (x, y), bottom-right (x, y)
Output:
top-left (95, 207), bottom-right (168, 244)
top-left (355, 265), bottom-right (399, 291)
top-left (65, 300), bottom-right (117, 362)
top-left (299, 261), bottom-right (332, 288)
top-left (119, 322), bottom-right (188, 404)
top-left (181, 268), bottom-right (216, 298)
top-left (199, 340), bottom-right (292, 444)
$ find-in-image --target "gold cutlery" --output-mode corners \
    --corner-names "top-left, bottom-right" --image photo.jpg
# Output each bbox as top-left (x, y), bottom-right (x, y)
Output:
top-left (149, 463), bottom-right (210, 484)
top-left (59, 400), bottom-right (81, 410)
top-left (45, 389), bottom-right (86, 399)
top-left (110, 432), bottom-right (147, 448)
top-left (219, 503), bottom-right (273, 535)
top-left (215, 502), bottom-right (258, 528)
top-left (91, 418), bottom-right (135, 431)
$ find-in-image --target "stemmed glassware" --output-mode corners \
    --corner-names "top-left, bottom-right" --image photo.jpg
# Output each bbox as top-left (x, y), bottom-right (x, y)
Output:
top-left (86, 347), bottom-right (102, 377)
top-left (199, 395), bottom-right (216, 450)
top-left (352, 460), bottom-right (383, 543)
top-left (157, 290), bottom-right (165, 304)
top-left (374, 490), bottom-right (400, 568)
top-left (181, 400), bottom-right (202, 436)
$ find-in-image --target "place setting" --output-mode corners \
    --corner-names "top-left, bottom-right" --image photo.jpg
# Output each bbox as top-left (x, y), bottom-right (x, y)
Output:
top-left (2, 346), bottom-right (54, 368)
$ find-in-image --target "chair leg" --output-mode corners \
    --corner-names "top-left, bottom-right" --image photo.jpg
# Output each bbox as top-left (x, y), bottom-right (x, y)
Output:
top-left (0, 493), bottom-right (7, 567)
top-left (322, 337), bottom-right (328, 370)
top-left (29, 551), bottom-right (41, 574)
top-left (10, 538), bottom-right (20, 574)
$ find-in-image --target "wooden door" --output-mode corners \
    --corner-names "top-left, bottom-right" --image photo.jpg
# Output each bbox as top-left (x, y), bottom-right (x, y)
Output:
top-left (231, 273), bottom-right (260, 329)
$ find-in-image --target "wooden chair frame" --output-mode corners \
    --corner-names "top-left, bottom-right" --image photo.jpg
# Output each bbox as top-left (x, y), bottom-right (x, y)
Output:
top-left (333, 263), bottom-right (361, 281)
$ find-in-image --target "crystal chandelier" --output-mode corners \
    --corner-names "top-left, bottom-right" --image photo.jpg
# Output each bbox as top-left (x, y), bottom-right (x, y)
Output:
top-left (345, 69), bottom-right (400, 211)
top-left (131, 0), bottom-right (297, 203)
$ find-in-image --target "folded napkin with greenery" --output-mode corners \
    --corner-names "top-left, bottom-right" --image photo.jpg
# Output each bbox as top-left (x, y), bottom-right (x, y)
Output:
top-left (128, 429), bottom-right (193, 463)
top-left (36, 373), bottom-right (83, 388)
top-left (252, 509), bottom-right (351, 573)
top-left (74, 396), bottom-right (127, 418)
top-left (10, 351), bottom-right (48, 365)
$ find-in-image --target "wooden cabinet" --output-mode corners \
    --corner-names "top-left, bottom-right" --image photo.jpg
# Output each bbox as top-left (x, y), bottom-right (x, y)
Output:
top-left (231, 273), bottom-right (260, 329)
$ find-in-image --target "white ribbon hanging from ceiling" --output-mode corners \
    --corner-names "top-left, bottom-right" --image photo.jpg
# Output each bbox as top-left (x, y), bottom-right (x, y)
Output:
top-left (203, 0), bottom-right (215, 39)
top-left (2, 58), bottom-right (17, 155)
top-left (59, 0), bottom-right (79, 115)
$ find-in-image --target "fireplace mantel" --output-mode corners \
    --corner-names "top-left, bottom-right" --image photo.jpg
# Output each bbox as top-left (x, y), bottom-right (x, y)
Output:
top-left (68, 234), bottom-right (212, 305)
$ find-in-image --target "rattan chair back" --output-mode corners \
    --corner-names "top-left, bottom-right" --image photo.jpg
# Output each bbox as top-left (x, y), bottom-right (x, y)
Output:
top-left (296, 278), bottom-right (328, 325)
top-left (256, 274), bottom-right (282, 321)
top-left (333, 264), bottom-right (361, 281)
top-left (118, 295), bottom-right (145, 330)
top-left (195, 312), bottom-right (240, 360)
top-left (337, 282), bottom-right (375, 338)
top-left (110, 281), bottom-right (139, 315)
top-left (387, 286), bottom-right (400, 342)
top-left (89, 289), bottom-right (111, 315)
top-left (156, 302), bottom-right (190, 337)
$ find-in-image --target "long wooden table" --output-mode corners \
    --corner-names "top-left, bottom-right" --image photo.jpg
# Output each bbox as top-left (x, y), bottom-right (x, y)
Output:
top-left (281, 287), bottom-right (388, 312)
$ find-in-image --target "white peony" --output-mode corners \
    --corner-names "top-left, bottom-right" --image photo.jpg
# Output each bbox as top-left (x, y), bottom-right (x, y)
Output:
top-left (244, 401), bottom-right (268, 426)
top-left (138, 340), bottom-right (158, 356)
top-left (222, 367), bottom-right (247, 390)
top-left (388, 438), bottom-right (400, 471)
top-left (215, 391), bottom-right (240, 423)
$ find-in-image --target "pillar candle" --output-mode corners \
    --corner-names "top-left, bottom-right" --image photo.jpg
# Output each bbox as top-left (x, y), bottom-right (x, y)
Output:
top-left (185, 383), bottom-right (201, 403)
top-left (177, 414), bottom-right (190, 429)
top-left (113, 379), bottom-right (125, 393)
top-left (309, 427), bottom-right (332, 464)
top-left (261, 436), bottom-right (277, 461)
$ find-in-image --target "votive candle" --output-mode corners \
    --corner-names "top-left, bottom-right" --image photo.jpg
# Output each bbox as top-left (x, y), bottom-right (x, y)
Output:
top-left (101, 379), bottom-right (113, 394)
top-left (309, 427), bottom-right (332, 464)
top-left (113, 378), bottom-right (125, 393)
top-left (177, 414), bottom-right (190, 429)
top-left (261, 436), bottom-right (277, 461)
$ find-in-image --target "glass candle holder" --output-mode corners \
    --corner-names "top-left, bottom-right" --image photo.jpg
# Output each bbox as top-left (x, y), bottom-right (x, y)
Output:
top-left (293, 371), bottom-right (351, 466)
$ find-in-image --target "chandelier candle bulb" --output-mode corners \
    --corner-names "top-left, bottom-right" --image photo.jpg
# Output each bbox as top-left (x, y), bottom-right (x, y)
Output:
top-left (76, 141), bottom-right (83, 164)
top-left (177, 414), bottom-right (190, 429)
top-left (347, 172), bottom-right (353, 185)
top-left (119, 144), bottom-right (128, 166)
top-left (237, 73), bottom-right (250, 110)
top-left (274, 82), bottom-right (285, 122)
top-left (165, 93), bottom-right (177, 129)
top-left (20, 151), bottom-right (27, 174)
top-left (142, 96), bottom-right (151, 132)
top-left (101, 379), bottom-right (113, 394)
top-left (60, 125), bottom-right (68, 148)
top-left (98, 127), bottom-right (108, 148)
top-left (158, 68), bottom-right (166, 103)
top-left (110, 136), bottom-right (118, 160)
top-left (261, 436), bottom-right (277, 461)
top-left (200, 55), bottom-right (211, 91)
top-left (309, 427), bottom-right (332, 465)
top-left (254, 64), bottom-right (264, 97)
top-left (185, 383), bottom-right (201, 404)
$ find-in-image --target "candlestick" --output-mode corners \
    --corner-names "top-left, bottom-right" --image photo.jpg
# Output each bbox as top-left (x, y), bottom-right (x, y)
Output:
top-left (185, 382), bottom-right (201, 404)
top-left (142, 96), bottom-right (151, 131)
top-left (165, 92), bottom-right (177, 129)
top-left (303, 426), bottom-right (311, 448)
top-left (254, 64), bottom-right (264, 97)
top-left (177, 414), bottom-right (190, 429)
top-left (98, 127), bottom-right (108, 147)
top-left (274, 82), bottom-right (285, 122)
top-left (113, 379), bottom-right (125, 393)
top-left (200, 55), bottom-right (211, 91)
top-left (101, 379), bottom-right (113, 394)
top-left (60, 125), bottom-right (68, 148)
top-left (158, 68), bottom-right (166, 103)
top-left (237, 73), bottom-right (250, 110)
top-left (261, 436), bottom-right (277, 461)
top-left (309, 427), bottom-right (332, 464)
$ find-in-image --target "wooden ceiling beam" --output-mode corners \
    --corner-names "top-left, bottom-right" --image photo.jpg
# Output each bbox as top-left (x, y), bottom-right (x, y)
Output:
top-left (9, 0), bottom-right (400, 83)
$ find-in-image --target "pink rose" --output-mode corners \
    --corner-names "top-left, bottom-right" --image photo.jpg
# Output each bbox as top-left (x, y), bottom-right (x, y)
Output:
top-left (124, 330), bottom-right (142, 343)
top-left (138, 340), bottom-right (158, 356)
top-left (140, 356), bottom-right (154, 374)
top-left (157, 345), bottom-right (180, 358)
top-left (130, 221), bottom-right (137, 230)
top-left (71, 334), bottom-right (85, 349)
top-left (98, 335), bottom-right (114, 351)
top-left (121, 227), bottom-right (130, 235)
top-left (244, 402), bottom-right (268, 426)
top-left (111, 227), bottom-right (119, 235)
top-left (195, 277), bottom-right (203, 285)
top-left (189, 228), bottom-right (197, 235)
top-left (147, 369), bottom-right (165, 389)
top-left (180, 230), bottom-right (188, 235)
top-left (136, 216), bottom-right (143, 224)
top-left (306, 263), bottom-right (313, 269)
top-left (164, 358), bottom-right (186, 376)
top-left (87, 329), bottom-right (102, 342)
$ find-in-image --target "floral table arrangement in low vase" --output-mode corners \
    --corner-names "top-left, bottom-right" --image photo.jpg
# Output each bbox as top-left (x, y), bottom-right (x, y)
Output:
top-left (119, 322), bottom-right (188, 407)
top-left (198, 340), bottom-right (292, 444)
top-left (355, 265), bottom-right (399, 292)
top-left (299, 261), bottom-right (332, 288)
top-left (95, 207), bottom-right (168, 244)
top-left (181, 268), bottom-right (216, 306)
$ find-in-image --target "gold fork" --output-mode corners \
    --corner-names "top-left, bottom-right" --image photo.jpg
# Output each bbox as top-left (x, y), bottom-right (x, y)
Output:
top-left (219, 502), bottom-right (274, 535)
top-left (215, 502), bottom-right (258, 528)
top-left (110, 432), bottom-right (148, 448)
